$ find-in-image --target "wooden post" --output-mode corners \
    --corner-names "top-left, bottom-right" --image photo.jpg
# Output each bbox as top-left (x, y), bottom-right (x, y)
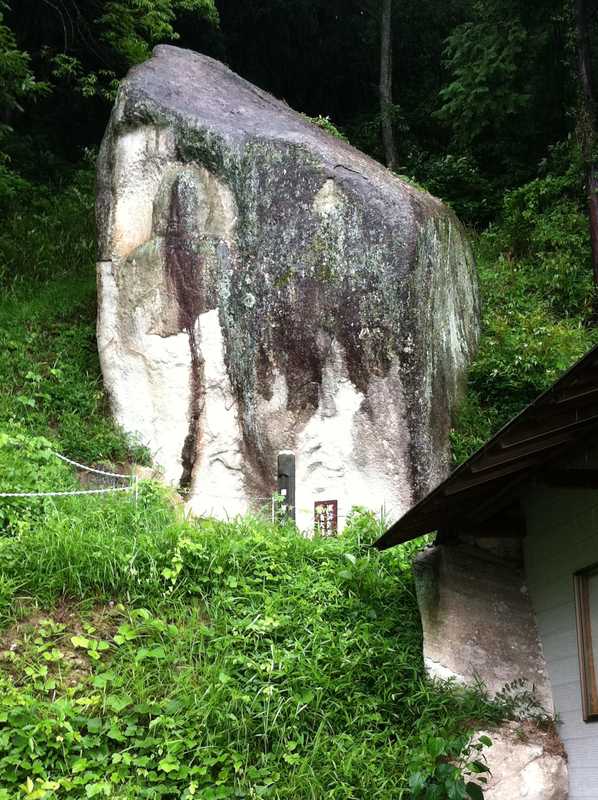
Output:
top-left (277, 452), bottom-right (295, 521)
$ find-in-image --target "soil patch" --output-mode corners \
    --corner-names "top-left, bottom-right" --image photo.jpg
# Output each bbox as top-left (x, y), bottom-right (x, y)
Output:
top-left (0, 598), bottom-right (123, 691)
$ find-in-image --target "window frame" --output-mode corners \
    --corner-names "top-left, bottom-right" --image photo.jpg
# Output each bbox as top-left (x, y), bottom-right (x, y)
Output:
top-left (574, 562), bottom-right (598, 722)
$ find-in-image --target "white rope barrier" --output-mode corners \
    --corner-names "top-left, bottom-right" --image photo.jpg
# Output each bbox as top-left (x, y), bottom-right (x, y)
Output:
top-left (0, 450), bottom-right (136, 499)
top-left (0, 486), bottom-right (134, 498)
top-left (2, 450), bottom-right (379, 524)
top-left (51, 452), bottom-right (131, 479)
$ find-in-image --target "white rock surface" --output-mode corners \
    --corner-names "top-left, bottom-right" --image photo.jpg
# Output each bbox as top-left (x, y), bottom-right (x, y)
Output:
top-left (476, 723), bottom-right (568, 800)
top-left (414, 545), bottom-right (555, 713)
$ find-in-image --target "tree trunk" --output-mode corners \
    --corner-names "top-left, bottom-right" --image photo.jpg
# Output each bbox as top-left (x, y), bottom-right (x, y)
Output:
top-left (380, 0), bottom-right (396, 171)
top-left (574, 0), bottom-right (598, 288)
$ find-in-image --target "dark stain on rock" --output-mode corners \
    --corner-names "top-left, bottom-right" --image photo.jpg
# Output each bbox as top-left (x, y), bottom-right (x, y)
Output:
top-left (165, 175), bottom-right (206, 489)
top-left (282, 332), bottom-right (323, 411)
top-left (256, 345), bottom-right (274, 402)
top-left (264, 279), bottom-right (325, 413)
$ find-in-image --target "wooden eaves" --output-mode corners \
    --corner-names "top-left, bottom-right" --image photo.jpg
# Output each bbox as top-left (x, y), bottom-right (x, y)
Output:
top-left (374, 343), bottom-right (598, 551)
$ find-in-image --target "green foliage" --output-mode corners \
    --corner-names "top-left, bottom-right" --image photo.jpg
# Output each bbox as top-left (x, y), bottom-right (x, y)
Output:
top-left (0, 154), bottom-right (30, 211)
top-left (1, 0), bottom-right (592, 223)
top-left (305, 115), bottom-right (349, 142)
top-left (348, 104), bottom-right (410, 167)
top-left (451, 143), bottom-right (598, 462)
top-left (4, 0), bottom-right (218, 104)
top-left (0, 483), bottom-right (177, 607)
top-left (493, 679), bottom-right (552, 725)
top-left (412, 153), bottom-right (497, 227)
top-left (97, 0), bottom-right (219, 68)
top-left (0, 277), bottom-right (146, 465)
top-left (0, 169), bottom-right (147, 466)
top-left (483, 144), bottom-right (593, 315)
top-left (0, 3), bottom-right (47, 110)
top-left (0, 5), bottom-right (591, 795)
top-left (437, 15), bottom-right (529, 149)
top-left (432, 0), bottom-right (574, 200)
top-left (451, 263), bottom-right (595, 462)
top-left (0, 167), bottom-right (95, 289)
top-left (449, 393), bottom-right (498, 468)
top-left (0, 0), bottom-right (220, 202)
top-left (408, 733), bottom-right (491, 800)
top-left (0, 431), bottom-right (75, 536)
top-left (0, 281), bottom-right (147, 464)
top-left (0, 493), bottom-right (505, 798)
top-left (0, 2), bottom-right (49, 207)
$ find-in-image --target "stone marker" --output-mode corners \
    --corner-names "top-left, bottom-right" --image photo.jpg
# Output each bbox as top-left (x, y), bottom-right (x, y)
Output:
top-left (96, 45), bottom-right (480, 530)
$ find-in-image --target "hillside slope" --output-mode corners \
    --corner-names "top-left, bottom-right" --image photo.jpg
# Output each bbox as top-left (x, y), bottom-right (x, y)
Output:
top-left (0, 159), bottom-right (589, 797)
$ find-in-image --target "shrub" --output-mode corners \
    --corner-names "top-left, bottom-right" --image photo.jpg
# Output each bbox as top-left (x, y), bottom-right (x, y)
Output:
top-left (408, 732), bottom-right (491, 800)
top-left (483, 149), bottom-right (593, 317)
top-left (0, 430), bottom-right (75, 536)
top-left (451, 143), bottom-right (597, 463)
top-left (413, 152), bottom-right (497, 226)
top-left (0, 167), bottom-right (95, 291)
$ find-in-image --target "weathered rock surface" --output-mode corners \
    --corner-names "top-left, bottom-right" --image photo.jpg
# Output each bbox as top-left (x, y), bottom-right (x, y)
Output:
top-left (96, 45), bottom-right (480, 529)
top-left (413, 544), bottom-right (554, 712)
top-left (476, 722), bottom-right (568, 800)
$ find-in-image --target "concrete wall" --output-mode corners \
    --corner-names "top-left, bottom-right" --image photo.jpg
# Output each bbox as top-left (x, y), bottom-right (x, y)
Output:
top-left (524, 455), bottom-right (598, 799)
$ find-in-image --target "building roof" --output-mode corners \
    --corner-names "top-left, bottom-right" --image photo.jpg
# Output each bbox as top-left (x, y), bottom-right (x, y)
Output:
top-left (374, 344), bottom-right (598, 551)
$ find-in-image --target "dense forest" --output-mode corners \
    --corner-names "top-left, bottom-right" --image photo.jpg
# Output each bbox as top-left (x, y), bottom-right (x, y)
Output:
top-left (2, 0), bottom-right (596, 224)
top-left (0, 3), bottom-right (597, 798)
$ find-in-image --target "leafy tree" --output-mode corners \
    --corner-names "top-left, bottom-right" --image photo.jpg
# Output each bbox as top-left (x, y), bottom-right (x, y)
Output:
top-left (0, 2), bottom-right (49, 204)
top-left (437, 16), bottom-right (530, 149)
top-left (1, 0), bottom-right (220, 186)
top-left (98, 0), bottom-right (219, 68)
top-left (0, 3), bottom-right (43, 112)
top-left (436, 0), bottom-right (573, 190)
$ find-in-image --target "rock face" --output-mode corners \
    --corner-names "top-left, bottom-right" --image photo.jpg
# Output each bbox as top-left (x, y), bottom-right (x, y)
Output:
top-left (413, 545), bottom-right (555, 712)
top-left (477, 723), bottom-right (568, 800)
top-left (96, 45), bottom-right (480, 530)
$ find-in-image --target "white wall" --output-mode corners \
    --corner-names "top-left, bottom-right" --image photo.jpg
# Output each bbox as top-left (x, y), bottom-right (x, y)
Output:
top-left (524, 453), bottom-right (598, 800)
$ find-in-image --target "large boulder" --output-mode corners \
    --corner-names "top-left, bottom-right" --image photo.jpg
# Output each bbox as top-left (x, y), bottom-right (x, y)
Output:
top-left (96, 45), bottom-right (480, 530)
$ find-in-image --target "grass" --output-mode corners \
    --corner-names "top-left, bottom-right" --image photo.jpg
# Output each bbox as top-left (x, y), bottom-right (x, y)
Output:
top-left (0, 169), bottom-right (147, 466)
top-left (0, 169), bottom-right (508, 794)
top-left (0, 489), bottom-right (507, 799)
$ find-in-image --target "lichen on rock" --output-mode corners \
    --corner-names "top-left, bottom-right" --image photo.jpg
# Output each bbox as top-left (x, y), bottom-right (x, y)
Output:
top-left (96, 45), bottom-right (480, 530)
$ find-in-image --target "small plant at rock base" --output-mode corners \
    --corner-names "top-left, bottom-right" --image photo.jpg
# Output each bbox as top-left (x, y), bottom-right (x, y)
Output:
top-left (305, 114), bottom-right (349, 142)
top-left (408, 732), bottom-right (491, 800)
top-left (494, 678), bottom-right (552, 725)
